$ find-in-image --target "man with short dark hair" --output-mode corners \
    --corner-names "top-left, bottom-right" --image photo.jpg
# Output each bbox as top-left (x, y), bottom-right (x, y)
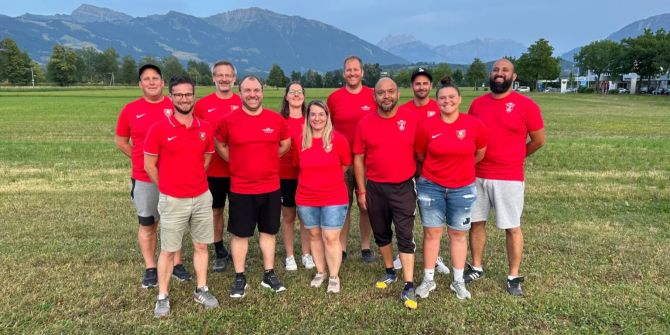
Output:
top-left (115, 64), bottom-right (192, 289)
top-left (145, 75), bottom-right (219, 317)
top-left (193, 60), bottom-right (242, 272)
top-left (216, 75), bottom-right (291, 298)
top-left (465, 58), bottom-right (546, 296)
top-left (400, 67), bottom-right (440, 119)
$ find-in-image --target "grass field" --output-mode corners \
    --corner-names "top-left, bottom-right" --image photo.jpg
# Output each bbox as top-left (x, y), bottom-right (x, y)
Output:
top-left (0, 86), bottom-right (668, 334)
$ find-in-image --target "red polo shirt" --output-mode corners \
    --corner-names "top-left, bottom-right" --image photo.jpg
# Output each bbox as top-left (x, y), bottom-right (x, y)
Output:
top-left (115, 97), bottom-right (173, 182)
top-left (193, 93), bottom-right (242, 177)
top-left (144, 114), bottom-right (214, 197)
top-left (400, 98), bottom-right (439, 120)
top-left (327, 86), bottom-right (377, 148)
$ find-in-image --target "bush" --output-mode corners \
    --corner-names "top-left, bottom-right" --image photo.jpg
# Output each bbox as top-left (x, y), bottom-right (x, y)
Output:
top-left (578, 86), bottom-right (594, 94)
top-left (608, 89), bottom-right (619, 94)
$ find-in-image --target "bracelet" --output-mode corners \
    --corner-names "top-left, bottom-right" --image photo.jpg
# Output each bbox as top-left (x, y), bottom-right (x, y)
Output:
top-left (356, 190), bottom-right (366, 196)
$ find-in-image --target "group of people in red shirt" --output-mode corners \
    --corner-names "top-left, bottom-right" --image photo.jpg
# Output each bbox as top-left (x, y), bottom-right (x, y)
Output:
top-left (115, 55), bottom-right (545, 317)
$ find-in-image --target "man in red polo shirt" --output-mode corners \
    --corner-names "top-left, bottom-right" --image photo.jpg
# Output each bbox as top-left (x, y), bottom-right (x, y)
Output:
top-left (193, 60), bottom-right (242, 272)
top-left (216, 75), bottom-right (291, 299)
top-left (327, 55), bottom-right (377, 263)
top-left (353, 77), bottom-right (420, 309)
top-left (400, 67), bottom-right (439, 120)
top-left (145, 75), bottom-right (219, 317)
top-left (115, 64), bottom-right (191, 289)
top-left (464, 58), bottom-right (546, 296)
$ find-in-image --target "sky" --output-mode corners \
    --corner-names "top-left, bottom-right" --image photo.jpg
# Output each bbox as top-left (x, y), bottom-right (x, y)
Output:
top-left (2, 0), bottom-right (668, 54)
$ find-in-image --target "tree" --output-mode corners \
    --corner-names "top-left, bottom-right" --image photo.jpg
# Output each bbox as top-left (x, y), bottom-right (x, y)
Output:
top-left (516, 38), bottom-right (561, 91)
top-left (392, 69), bottom-right (411, 88)
top-left (620, 29), bottom-right (663, 90)
top-left (161, 56), bottom-right (185, 81)
top-left (99, 48), bottom-right (120, 85)
top-left (47, 45), bottom-right (79, 86)
top-left (323, 69), bottom-right (342, 87)
top-left (118, 55), bottom-right (138, 85)
top-left (301, 69), bottom-right (323, 88)
top-left (363, 63), bottom-right (382, 86)
top-left (432, 63), bottom-right (452, 82)
top-left (290, 70), bottom-right (302, 83)
top-left (465, 58), bottom-right (487, 89)
top-left (574, 40), bottom-right (623, 93)
top-left (266, 64), bottom-right (288, 88)
top-left (75, 47), bottom-right (99, 83)
top-left (452, 68), bottom-right (464, 86)
top-left (187, 60), bottom-right (211, 86)
top-left (0, 38), bottom-right (33, 85)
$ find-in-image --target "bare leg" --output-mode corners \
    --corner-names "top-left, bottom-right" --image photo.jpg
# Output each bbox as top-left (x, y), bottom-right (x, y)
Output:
top-left (231, 235), bottom-right (249, 273)
top-left (448, 228), bottom-right (467, 270)
top-left (212, 207), bottom-right (224, 243)
top-left (300, 221), bottom-right (311, 255)
top-left (399, 252), bottom-right (414, 283)
top-left (308, 228), bottom-right (325, 273)
top-left (157, 251), bottom-right (175, 296)
top-left (322, 229), bottom-right (342, 277)
top-left (505, 227), bottom-right (523, 277)
top-left (259, 232), bottom-right (277, 270)
top-left (422, 227), bottom-right (444, 271)
top-left (469, 221), bottom-right (487, 267)
top-left (358, 208), bottom-right (372, 250)
top-left (379, 244), bottom-right (394, 269)
top-left (192, 242), bottom-right (208, 288)
top-left (138, 224), bottom-right (157, 268)
top-left (281, 206), bottom-right (297, 257)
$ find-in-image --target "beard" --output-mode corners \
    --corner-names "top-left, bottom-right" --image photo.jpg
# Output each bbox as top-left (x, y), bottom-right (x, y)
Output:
top-left (174, 104), bottom-right (193, 115)
top-left (489, 76), bottom-right (513, 93)
top-left (379, 100), bottom-right (397, 112)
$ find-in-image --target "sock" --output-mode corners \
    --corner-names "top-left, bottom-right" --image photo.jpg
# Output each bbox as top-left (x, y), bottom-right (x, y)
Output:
top-left (196, 286), bottom-right (208, 292)
top-left (157, 293), bottom-right (167, 300)
top-left (507, 275), bottom-right (519, 281)
top-left (264, 269), bottom-right (274, 274)
top-left (214, 241), bottom-right (228, 258)
top-left (424, 268), bottom-right (435, 282)
top-left (472, 265), bottom-right (483, 272)
top-left (454, 268), bottom-right (464, 283)
top-left (385, 267), bottom-right (396, 275)
top-left (235, 272), bottom-right (245, 279)
top-left (404, 282), bottom-right (414, 290)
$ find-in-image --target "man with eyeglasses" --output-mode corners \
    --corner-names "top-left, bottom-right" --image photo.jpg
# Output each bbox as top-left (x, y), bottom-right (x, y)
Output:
top-left (193, 60), bottom-right (242, 273)
top-left (215, 75), bottom-right (291, 298)
top-left (145, 75), bottom-right (219, 317)
top-left (115, 64), bottom-right (192, 290)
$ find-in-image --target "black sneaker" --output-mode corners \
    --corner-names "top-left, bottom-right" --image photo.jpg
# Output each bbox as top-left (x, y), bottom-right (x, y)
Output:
top-left (507, 276), bottom-right (525, 296)
top-left (172, 264), bottom-right (193, 282)
top-left (212, 254), bottom-right (230, 272)
top-left (361, 249), bottom-right (376, 263)
top-left (142, 268), bottom-right (158, 288)
top-left (463, 263), bottom-right (484, 284)
top-left (229, 275), bottom-right (248, 299)
top-left (342, 251), bottom-right (348, 261)
top-left (261, 271), bottom-right (286, 293)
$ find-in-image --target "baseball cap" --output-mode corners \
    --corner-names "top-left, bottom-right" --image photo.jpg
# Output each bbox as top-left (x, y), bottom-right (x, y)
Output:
top-left (411, 67), bottom-right (432, 82)
top-left (138, 63), bottom-right (162, 80)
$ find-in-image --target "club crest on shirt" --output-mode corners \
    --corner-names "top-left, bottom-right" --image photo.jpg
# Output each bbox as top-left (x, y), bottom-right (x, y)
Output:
top-left (427, 110), bottom-right (437, 118)
top-left (164, 109), bottom-right (173, 117)
top-left (456, 129), bottom-right (466, 140)
top-left (397, 120), bottom-right (407, 131)
top-left (262, 127), bottom-right (274, 134)
top-left (199, 132), bottom-right (206, 141)
top-left (505, 102), bottom-right (515, 113)
top-left (361, 105), bottom-right (372, 111)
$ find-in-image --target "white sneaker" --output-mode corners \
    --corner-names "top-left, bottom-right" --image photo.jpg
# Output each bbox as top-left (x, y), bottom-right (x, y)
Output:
top-left (302, 254), bottom-right (315, 269)
top-left (393, 255), bottom-right (402, 270)
top-left (436, 257), bottom-right (451, 274)
top-left (285, 256), bottom-right (298, 271)
top-left (450, 281), bottom-right (471, 300)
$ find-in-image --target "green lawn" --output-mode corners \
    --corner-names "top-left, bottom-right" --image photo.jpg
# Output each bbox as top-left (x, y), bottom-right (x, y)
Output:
top-left (0, 87), bottom-right (668, 334)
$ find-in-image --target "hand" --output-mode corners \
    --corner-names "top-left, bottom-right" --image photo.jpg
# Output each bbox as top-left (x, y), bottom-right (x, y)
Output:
top-left (357, 192), bottom-right (367, 210)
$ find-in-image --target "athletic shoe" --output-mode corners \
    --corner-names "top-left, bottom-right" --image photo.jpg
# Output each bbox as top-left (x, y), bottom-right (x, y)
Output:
top-left (327, 277), bottom-right (340, 293)
top-left (285, 256), bottom-right (298, 271)
top-left (415, 280), bottom-right (436, 299)
top-left (193, 287), bottom-right (219, 309)
top-left (302, 254), bottom-right (315, 269)
top-left (375, 271), bottom-right (397, 289)
top-left (361, 249), bottom-right (376, 263)
top-left (212, 254), bottom-right (230, 272)
top-left (310, 272), bottom-right (326, 288)
top-left (463, 263), bottom-right (484, 284)
top-left (261, 272), bottom-right (287, 293)
top-left (229, 276), bottom-right (248, 299)
top-left (401, 287), bottom-right (418, 309)
top-left (435, 257), bottom-right (451, 274)
top-left (142, 268), bottom-right (158, 289)
top-left (153, 297), bottom-right (170, 318)
top-left (342, 251), bottom-right (348, 261)
top-left (172, 264), bottom-right (193, 282)
top-left (393, 255), bottom-right (402, 270)
top-left (507, 276), bottom-right (525, 296)
top-left (450, 281), bottom-right (472, 300)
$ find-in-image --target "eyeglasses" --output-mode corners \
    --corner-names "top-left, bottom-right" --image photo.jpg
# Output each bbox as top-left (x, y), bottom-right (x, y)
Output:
top-left (171, 93), bottom-right (194, 99)
top-left (288, 90), bottom-right (304, 96)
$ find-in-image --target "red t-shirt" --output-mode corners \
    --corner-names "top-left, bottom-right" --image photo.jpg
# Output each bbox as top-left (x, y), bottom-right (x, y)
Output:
top-left (468, 92), bottom-right (544, 181)
top-left (279, 116), bottom-right (304, 179)
top-left (115, 97), bottom-right (173, 182)
top-left (144, 114), bottom-right (214, 198)
top-left (294, 132), bottom-right (351, 206)
top-left (216, 108), bottom-right (289, 194)
top-left (193, 93), bottom-right (242, 177)
top-left (327, 86), bottom-right (377, 148)
top-left (415, 114), bottom-right (488, 188)
top-left (353, 107), bottom-right (419, 183)
top-left (400, 98), bottom-right (439, 120)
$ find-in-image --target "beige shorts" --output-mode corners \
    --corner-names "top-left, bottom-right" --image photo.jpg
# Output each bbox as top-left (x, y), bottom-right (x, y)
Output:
top-left (470, 178), bottom-right (525, 229)
top-left (158, 191), bottom-right (214, 252)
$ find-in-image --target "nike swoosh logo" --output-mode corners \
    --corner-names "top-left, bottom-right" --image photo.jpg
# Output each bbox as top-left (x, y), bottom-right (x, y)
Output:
top-left (207, 108), bottom-right (216, 112)
top-left (431, 133), bottom-right (442, 139)
top-left (136, 113), bottom-right (146, 118)
top-left (167, 136), bottom-right (177, 141)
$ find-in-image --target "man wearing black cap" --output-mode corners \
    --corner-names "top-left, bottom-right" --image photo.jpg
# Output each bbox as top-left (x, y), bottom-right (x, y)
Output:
top-left (115, 64), bottom-right (192, 289)
top-left (400, 68), bottom-right (439, 120)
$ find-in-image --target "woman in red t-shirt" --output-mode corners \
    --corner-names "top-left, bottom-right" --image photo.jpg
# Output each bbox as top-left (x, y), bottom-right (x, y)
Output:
top-left (279, 82), bottom-right (314, 272)
top-left (414, 77), bottom-right (488, 300)
top-left (294, 100), bottom-right (351, 293)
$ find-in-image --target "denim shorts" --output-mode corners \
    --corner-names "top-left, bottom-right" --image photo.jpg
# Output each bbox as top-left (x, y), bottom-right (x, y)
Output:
top-left (416, 177), bottom-right (476, 231)
top-left (297, 204), bottom-right (348, 230)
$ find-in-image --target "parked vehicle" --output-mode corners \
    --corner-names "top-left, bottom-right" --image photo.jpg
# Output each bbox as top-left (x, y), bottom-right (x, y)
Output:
top-left (651, 88), bottom-right (668, 95)
top-left (515, 86), bottom-right (530, 92)
top-left (618, 88), bottom-right (629, 94)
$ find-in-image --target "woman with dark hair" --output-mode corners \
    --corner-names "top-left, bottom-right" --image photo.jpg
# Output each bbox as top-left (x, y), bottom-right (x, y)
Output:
top-left (279, 82), bottom-right (314, 271)
top-left (294, 100), bottom-right (351, 293)
top-left (414, 76), bottom-right (488, 300)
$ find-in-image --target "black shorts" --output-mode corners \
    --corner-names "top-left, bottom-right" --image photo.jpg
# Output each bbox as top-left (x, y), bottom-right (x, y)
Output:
top-left (280, 179), bottom-right (298, 208)
top-left (366, 178), bottom-right (417, 254)
top-left (207, 177), bottom-right (231, 209)
top-left (227, 189), bottom-right (282, 238)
